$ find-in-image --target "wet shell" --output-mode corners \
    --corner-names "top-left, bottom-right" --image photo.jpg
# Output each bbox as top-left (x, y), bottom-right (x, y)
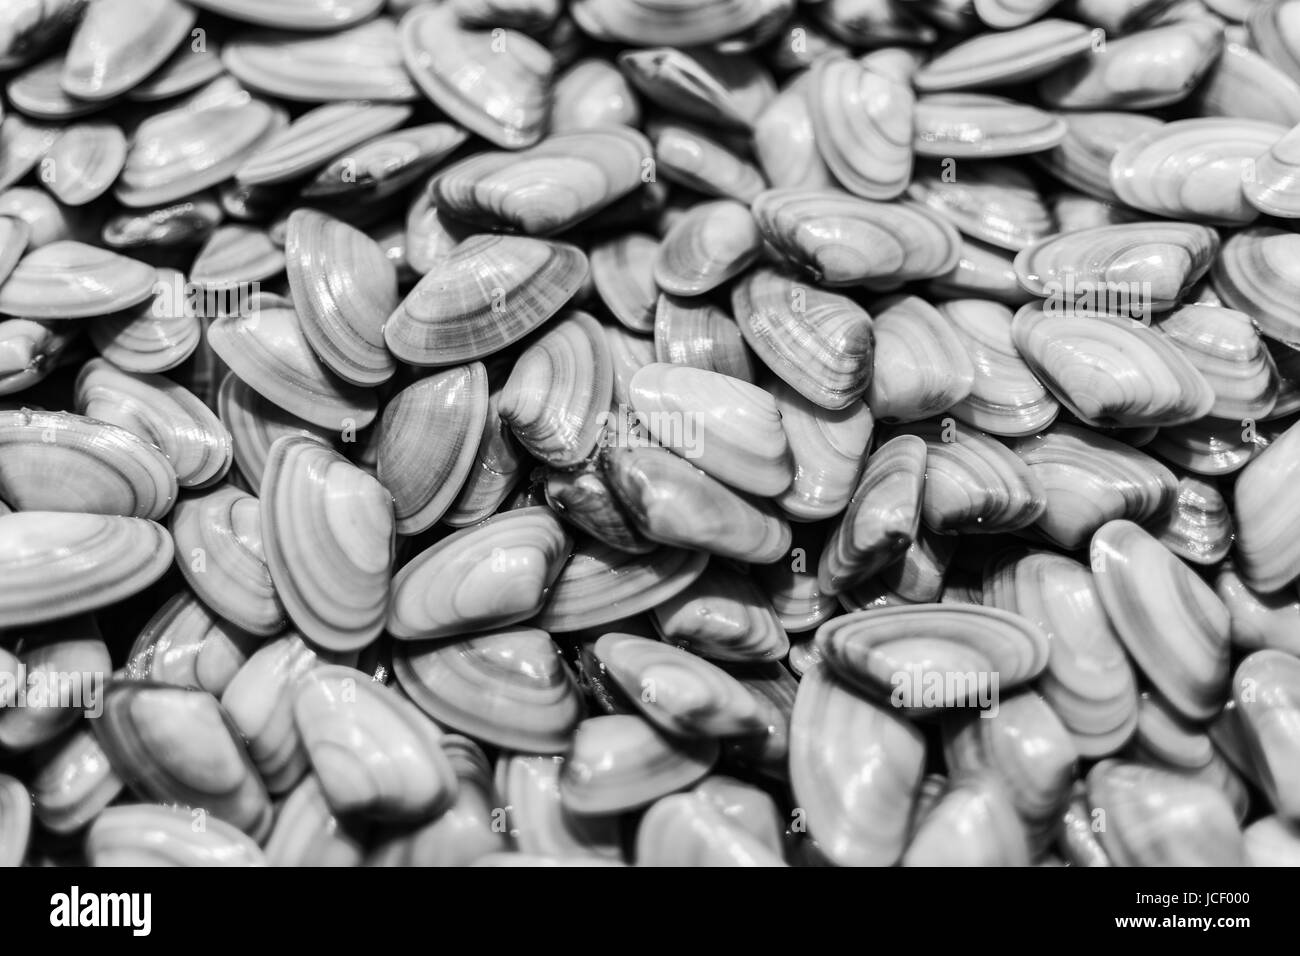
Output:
top-left (867, 295), bottom-right (974, 423)
top-left (653, 200), bottom-right (762, 297)
top-left (651, 564), bottom-right (789, 663)
top-left (1233, 649), bottom-right (1300, 818)
top-left (752, 73), bottom-right (834, 191)
top-left (496, 754), bottom-right (623, 861)
top-left (618, 47), bottom-right (774, 131)
top-left (1217, 563), bottom-right (1300, 655)
top-left (651, 123), bottom-right (767, 204)
top-left (914, 19), bottom-right (1097, 92)
top-left (86, 804), bottom-right (266, 867)
top-left (61, 0), bottom-right (194, 102)
top-left (654, 296), bottom-right (755, 384)
top-left (0, 240), bottom-right (154, 318)
top-left (570, 0), bottom-right (793, 47)
top-left (590, 233), bottom-right (658, 333)
top-left (86, 268), bottom-right (199, 374)
top-left (552, 58), bottom-right (641, 132)
top-left (1157, 304), bottom-right (1278, 421)
top-left (636, 792), bottom-right (784, 866)
top-left (216, 373), bottom-right (339, 490)
top-left (42, 122), bottom-right (125, 206)
top-left (1035, 111), bottom-right (1165, 204)
top-left (772, 380), bottom-right (873, 522)
top-left (304, 123), bottom-right (467, 203)
top-left (1234, 417), bottom-right (1300, 592)
top-left (1090, 520), bottom-right (1231, 720)
top-left (124, 591), bottom-right (261, 697)
top-left (914, 93), bottom-right (1066, 159)
top-left (191, 225), bottom-right (284, 291)
top-left (31, 728), bottom-right (124, 836)
top-left (188, 0), bottom-right (384, 30)
top-left (907, 162), bottom-right (1054, 253)
top-left (444, 379), bottom-right (525, 528)
top-left (384, 235), bottom-right (587, 367)
top-left (1212, 226), bottom-right (1300, 345)
top-left (902, 775), bottom-right (1031, 866)
top-left (545, 459), bottom-right (652, 555)
top-left (808, 55), bottom-right (912, 201)
top-left (260, 436), bottom-right (394, 652)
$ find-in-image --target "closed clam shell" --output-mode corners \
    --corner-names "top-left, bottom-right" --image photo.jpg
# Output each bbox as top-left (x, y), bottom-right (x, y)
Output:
top-left (74, 358), bottom-right (232, 489)
top-left (618, 47), bottom-right (774, 131)
top-left (42, 122), bottom-right (125, 206)
top-left (867, 295), bottom-right (974, 423)
top-left (628, 362), bottom-right (791, 496)
top-left (1217, 563), bottom-right (1300, 655)
top-left (636, 792), bottom-right (784, 867)
top-left (816, 603), bottom-right (1050, 709)
top-left (651, 564), bottom-right (788, 662)
top-left (1234, 417), bottom-right (1300, 592)
top-left (914, 93), bottom-right (1066, 159)
top-left (102, 193), bottom-right (223, 251)
top-left (496, 754), bottom-right (623, 861)
top-left (720, 661), bottom-right (795, 775)
top-left (1010, 306), bottom-right (1216, 428)
top-left (653, 200), bottom-right (762, 297)
top-left (87, 269), bottom-right (199, 374)
top-left (115, 98), bottom-right (283, 208)
top-left (387, 507), bottom-right (570, 641)
top-left (0, 318), bottom-right (76, 398)
top-left (1146, 473), bottom-right (1234, 566)
top-left (753, 73), bottom-right (834, 191)
top-left (1244, 122), bottom-right (1300, 218)
top-left (379, 364), bottom-right (488, 535)
top-left (553, 58), bottom-right (641, 132)
top-left (209, 299), bottom-right (377, 431)
top-left (0, 512), bottom-right (172, 627)
top-left (985, 551), bottom-right (1138, 757)
top-left (752, 189), bottom-right (961, 286)
top-left (385, 235), bottom-right (587, 367)
top-left (534, 538), bottom-right (708, 633)
top-left (1039, 21), bottom-right (1224, 110)
top-left (8, 53), bottom-right (108, 120)
top-left (651, 123), bottom-right (767, 204)
top-left (790, 664), bottom-right (924, 866)
top-left (216, 372), bottom-right (339, 489)
top-left (1212, 226), bottom-right (1300, 345)
top-left (808, 55), bottom-right (912, 201)
top-left (0, 117), bottom-right (61, 193)
top-left (817, 434), bottom-right (925, 595)
top-left (1234, 650), bottom-right (1300, 817)
top-left (393, 627), bottom-right (581, 753)
top-left (260, 436), bottom-right (394, 652)
top-left (1051, 192), bottom-right (1144, 234)
top-left (654, 296), bottom-right (755, 383)
top-left (590, 233), bottom-right (658, 333)
top-left (772, 381), bottom-right (872, 522)
top-left (560, 714), bottom-right (717, 816)
top-left (86, 804), bottom-right (267, 867)
top-left (595, 633), bottom-right (765, 738)
top-left (500, 310), bottom-right (612, 468)
top-left (545, 459), bottom-right (652, 554)
top-left (0, 616), bottom-right (110, 751)
top-left (433, 128), bottom-right (650, 237)
top-left (124, 591), bottom-right (261, 697)
top-left (1157, 304), bottom-right (1277, 420)
top-left (264, 773), bottom-right (365, 867)
top-left (570, 0), bottom-right (792, 47)
top-left (127, 36), bottom-right (223, 103)
top-left (1035, 111), bottom-right (1164, 204)
top-left (1147, 417), bottom-right (1259, 477)
top-left (1252, 0), bottom-right (1300, 82)
top-left (169, 485), bottom-right (285, 637)
top-left (401, 5), bottom-right (552, 150)
top-left (927, 237), bottom-right (1036, 306)
top-left (940, 299), bottom-right (1058, 437)
top-left (915, 19), bottom-right (1096, 92)
top-left (31, 727), bottom-right (124, 835)
top-left (444, 379), bottom-right (526, 528)
top-left (191, 225), bottom-right (284, 291)
top-left (605, 321), bottom-right (655, 407)
top-left (0, 408), bottom-right (176, 518)
top-left (1090, 519), bottom-right (1230, 721)
top-left (731, 267), bottom-right (873, 411)
top-left (1086, 760), bottom-right (1246, 865)
top-left (1109, 118), bottom-right (1283, 225)
top-left (61, 0), bottom-right (193, 101)
top-left (907, 162), bottom-right (1053, 253)
top-left (0, 240), bottom-right (154, 318)
top-left (189, 0), bottom-right (384, 30)
top-left (305, 124), bottom-right (467, 204)
top-left (1193, 40), bottom-right (1300, 127)
top-left (1010, 423), bottom-right (1177, 550)
top-left (902, 775), bottom-right (1031, 867)
top-left (94, 680), bottom-right (272, 838)
top-left (237, 101), bottom-right (410, 187)
top-left (294, 665), bottom-right (456, 822)
top-left (222, 19), bottom-right (418, 103)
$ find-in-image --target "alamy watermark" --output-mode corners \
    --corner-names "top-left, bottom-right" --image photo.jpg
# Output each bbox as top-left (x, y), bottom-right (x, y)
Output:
top-left (1041, 275), bottom-right (1153, 323)
top-left (596, 403), bottom-right (704, 460)
top-left (890, 668), bottom-right (1000, 718)
top-left (151, 271), bottom-right (260, 319)
top-left (0, 666), bottom-right (104, 718)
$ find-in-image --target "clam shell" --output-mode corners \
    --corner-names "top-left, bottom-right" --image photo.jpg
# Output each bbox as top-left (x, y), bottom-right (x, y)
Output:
top-left (867, 295), bottom-right (974, 423)
top-left (284, 209), bottom-right (397, 388)
top-left (0, 116), bottom-right (61, 192)
top-left (1234, 416), bottom-right (1300, 591)
top-left (915, 19), bottom-right (1097, 92)
top-left (636, 792), bottom-right (784, 866)
top-left (1234, 650), bottom-right (1300, 817)
top-left (752, 188), bottom-right (961, 287)
top-left (30, 727), bottom-right (124, 836)
top-left (61, 0), bottom-right (194, 101)
top-left (651, 564), bottom-right (789, 662)
top-left (0, 240), bottom-right (155, 318)
top-left (985, 551), bottom-right (1138, 757)
top-left (753, 73), bottom-right (834, 191)
top-left (294, 664), bottom-right (456, 822)
top-left (400, 5), bottom-right (552, 150)
top-left (654, 296), bottom-right (755, 383)
top-left (94, 680), bottom-right (272, 838)
top-left (387, 507), bottom-right (570, 641)
top-left (533, 538), bottom-right (708, 633)
top-left (1146, 473), bottom-right (1234, 566)
top-left (385, 235), bottom-right (587, 367)
top-left (907, 162), bottom-right (1054, 253)
top-left (570, 0), bottom-right (793, 47)
top-left (1194, 39), bottom-right (1300, 127)
top-left (216, 372), bottom-right (339, 489)
top-left (1244, 121), bottom-right (1300, 218)
top-left (552, 57), bottom-right (641, 132)
top-left (1212, 225), bottom-right (1300, 345)
top-left (496, 754), bottom-right (623, 861)
top-left (42, 122), bottom-right (125, 206)
top-left (304, 123), bottom-right (467, 203)
top-left (902, 775), bottom-right (1031, 866)
top-left (1147, 417), bottom-right (1259, 476)
top-left (393, 627), bottom-right (582, 753)
top-left (808, 55), bottom-right (912, 201)
top-left (1244, 815), bottom-right (1300, 866)
top-left (926, 236), bottom-right (1035, 306)
top-left (1217, 563), bottom-right (1300, 655)
top-left (652, 123), bottom-right (768, 204)
top-left (605, 321), bottom-right (656, 408)
top-left (545, 460), bottom-right (652, 554)
top-left (880, 523), bottom-right (956, 603)
top-left (237, 101), bottom-right (410, 187)
top-left (0, 408), bottom-right (176, 518)
top-left (590, 233), bottom-right (658, 333)
top-left (264, 774), bottom-right (365, 867)
top-left (188, 0), bottom-right (384, 30)
top-left (559, 714), bottom-right (717, 816)
top-left (1090, 519), bottom-right (1230, 720)
top-left (8, 53), bottom-right (108, 120)
top-left (1035, 111), bottom-right (1165, 204)
top-left (653, 200), bottom-right (762, 297)
top-left (87, 268), bottom-right (199, 374)
top-left (914, 93), bottom-right (1066, 159)
top-left (127, 36), bottom-right (224, 103)
top-left (721, 661), bottom-right (795, 775)
top-left (1157, 304), bottom-right (1277, 420)
top-left (102, 194), bottom-right (223, 251)
top-left (444, 385), bottom-right (526, 529)
top-left (1010, 422), bottom-right (1177, 549)
top-left (0, 217), bottom-right (28, 291)
top-left (618, 47), bottom-right (774, 131)
top-left (1251, 0), bottom-right (1300, 82)
top-left (124, 591), bottom-right (261, 697)
top-left (731, 266), bottom-right (873, 410)
top-left (772, 380), bottom-right (873, 522)
top-left (1051, 192), bottom-right (1144, 233)
top-left (169, 485), bottom-right (286, 637)
top-left (86, 804), bottom-right (266, 866)
top-left (260, 436), bottom-right (394, 652)
top-left (0, 0), bottom-right (88, 74)
top-left (191, 225), bottom-right (284, 291)
top-left (789, 664), bottom-right (924, 866)
top-left (812, 0), bottom-right (935, 46)
top-left (0, 615), bottom-right (109, 751)
top-left (1038, 21), bottom-right (1224, 109)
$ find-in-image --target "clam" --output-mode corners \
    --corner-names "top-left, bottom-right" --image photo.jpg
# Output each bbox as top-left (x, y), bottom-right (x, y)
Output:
top-left (169, 485), bottom-right (286, 637)
top-left (1038, 21), bottom-right (1225, 110)
top-left (387, 507), bottom-right (570, 641)
top-left (1010, 423), bottom-right (1177, 550)
top-left (1035, 111), bottom-right (1165, 204)
top-left (41, 122), bottom-right (125, 206)
top-left (772, 379), bottom-right (873, 522)
top-left (441, 379), bottom-right (523, 525)
top-left (618, 47), bottom-right (774, 130)
top-left (500, 310), bottom-right (612, 468)
top-left (654, 296), bottom-right (756, 383)
top-left (260, 436), bottom-right (394, 652)
top-left (1216, 563), bottom-right (1300, 655)
top-left (1234, 417), bottom-right (1300, 592)
top-left (124, 591), bottom-right (261, 697)
top-left (1244, 815), bottom-right (1300, 866)
top-left (0, 0), bottom-right (88, 73)
top-left (545, 459), bottom-right (652, 554)
top-left (216, 373), bottom-right (340, 490)
top-left (61, 0), bottom-right (194, 101)
top-left (1212, 226), bottom-right (1300, 345)
top-left (753, 73), bottom-right (834, 191)
top-left (789, 664), bottom-right (924, 866)
top-left (927, 237), bottom-right (1035, 306)
top-left (867, 296), bottom-right (975, 423)
top-left (880, 526), bottom-right (956, 603)
top-left (569, 0), bottom-right (793, 48)
top-left (384, 235), bottom-right (587, 367)
top-left (265, 774), bottom-right (366, 867)
top-left (191, 225), bottom-right (285, 291)
top-left (127, 35), bottom-right (223, 104)
top-left (400, 4), bottom-right (552, 150)
top-left (807, 55), bottom-right (912, 201)
top-left (0, 240), bottom-right (154, 318)
top-left (209, 297), bottom-right (378, 431)
top-left (653, 200), bottom-right (762, 297)
top-left (721, 661), bottom-right (796, 774)
top-left (651, 123), bottom-right (768, 204)
top-left (817, 434), bottom-right (925, 595)
top-left (1157, 305), bottom-right (1277, 421)
top-left (86, 804), bottom-right (267, 867)
top-left (1244, 122), bottom-right (1300, 219)
top-left (0, 408), bottom-right (176, 519)
top-left (1194, 39), bottom-right (1300, 126)
top-left (304, 123), bottom-right (467, 204)
top-left (393, 627), bottom-right (582, 753)
top-left (605, 321), bottom-right (656, 408)
top-left (94, 680), bottom-right (272, 838)
top-left (751, 189), bottom-right (961, 286)
top-left (0, 117), bottom-right (61, 192)
top-left (985, 551), bottom-right (1138, 757)
top-left (1251, 0), bottom-right (1300, 83)
top-left (636, 793), bottom-right (785, 866)
top-left (1268, 339), bottom-right (1300, 418)
top-left (914, 19), bottom-right (1096, 92)
top-left (188, 0), bottom-right (384, 30)
top-left (86, 268), bottom-right (199, 374)
top-left (731, 267), bottom-right (874, 410)
top-left (1146, 473), bottom-right (1233, 566)
top-left (1090, 520), bottom-right (1230, 721)
top-left (590, 233), bottom-right (658, 333)
top-left (559, 714), bottom-right (717, 816)
top-left (812, 0), bottom-right (935, 46)
top-left (0, 615), bottom-right (109, 751)
top-left (379, 363), bottom-right (489, 535)
top-left (1051, 192), bottom-right (1144, 234)
top-left (30, 728), bottom-right (124, 836)
top-left (293, 665), bottom-right (457, 822)
top-left (102, 194), bottom-right (223, 251)
top-left (902, 775), bottom-right (1031, 866)
top-left (495, 755), bottom-right (623, 861)
top-left (914, 93), bottom-right (1066, 159)
top-left (237, 101), bottom-right (411, 187)
top-left (552, 58), bottom-right (641, 132)
top-left (651, 564), bottom-right (789, 663)
top-left (9, 53), bottom-right (109, 120)
top-left (1086, 760), bottom-right (1246, 866)
top-left (908, 162), bottom-right (1053, 254)
top-left (1146, 417), bottom-right (1260, 477)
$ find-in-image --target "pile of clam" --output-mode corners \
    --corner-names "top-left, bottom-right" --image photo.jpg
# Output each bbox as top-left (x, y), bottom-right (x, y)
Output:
top-left (2, 0), bottom-right (1300, 869)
